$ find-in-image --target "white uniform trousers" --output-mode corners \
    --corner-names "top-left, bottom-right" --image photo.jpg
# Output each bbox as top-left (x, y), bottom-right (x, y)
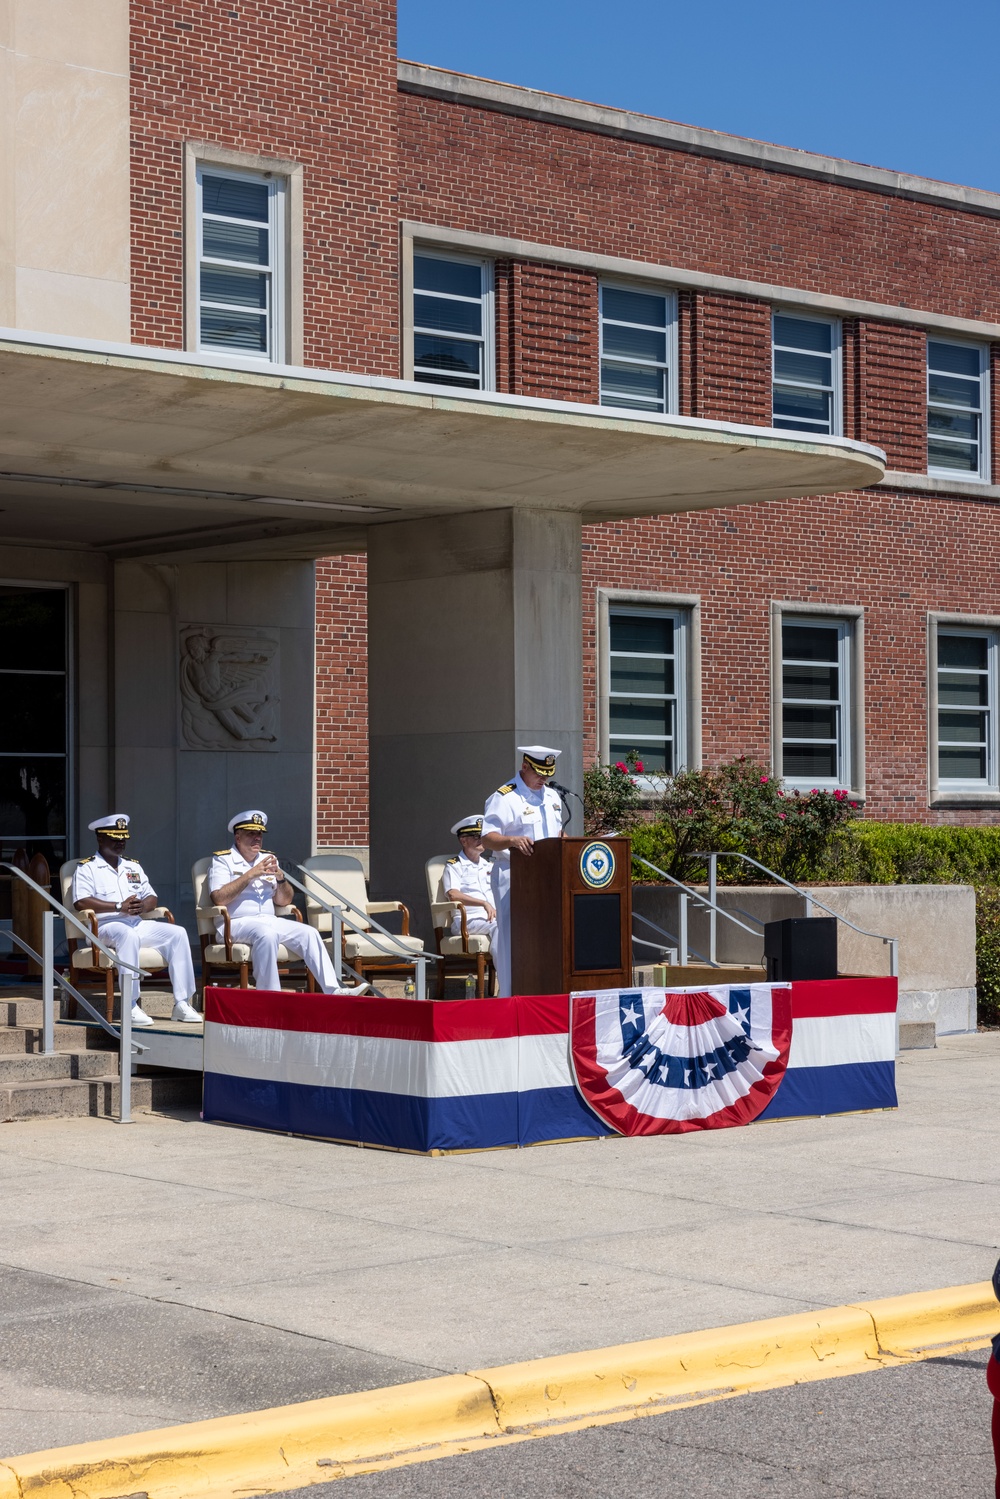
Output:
top-left (461, 914), bottom-right (498, 953)
top-left (229, 915), bottom-right (340, 993)
top-left (490, 861), bottom-right (512, 997)
top-left (100, 918), bottom-right (196, 1007)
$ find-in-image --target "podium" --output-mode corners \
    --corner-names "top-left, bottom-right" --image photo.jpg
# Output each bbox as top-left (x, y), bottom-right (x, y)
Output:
top-left (510, 837), bottom-right (632, 995)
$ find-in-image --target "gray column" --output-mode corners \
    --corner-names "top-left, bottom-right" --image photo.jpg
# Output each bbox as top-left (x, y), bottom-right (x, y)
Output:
top-left (367, 507), bottom-right (583, 940)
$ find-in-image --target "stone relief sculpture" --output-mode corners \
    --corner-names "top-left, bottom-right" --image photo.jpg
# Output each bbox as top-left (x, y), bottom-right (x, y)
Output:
top-left (180, 626), bottom-right (280, 750)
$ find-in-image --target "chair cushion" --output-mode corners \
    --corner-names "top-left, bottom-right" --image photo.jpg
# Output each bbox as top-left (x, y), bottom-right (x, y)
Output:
top-left (343, 933), bottom-right (424, 961)
top-left (203, 943), bottom-right (299, 965)
top-left (439, 934), bottom-right (492, 956)
top-left (71, 946), bottom-right (170, 971)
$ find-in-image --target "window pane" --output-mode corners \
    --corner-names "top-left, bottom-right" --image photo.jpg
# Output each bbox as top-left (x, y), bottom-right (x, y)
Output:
top-left (774, 316), bottom-right (832, 353)
top-left (773, 387), bottom-right (832, 427)
top-left (610, 615), bottom-right (674, 654)
top-left (610, 740), bottom-right (671, 774)
top-left (928, 371), bottom-right (979, 409)
top-left (783, 744), bottom-right (838, 778)
top-left (783, 663), bottom-right (838, 701)
top-left (0, 679), bottom-right (65, 754)
top-left (939, 671), bottom-right (989, 706)
top-left (201, 267), bottom-right (268, 309)
top-left (928, 438), bottom-right (978, 472)
top-left (202, 175), bottom-right (268, 221)
top-left (602, 287), bottom-right (666, 327)
top-left (610, 655), bottom-right (674, 694)
top-left (929, 341), bottom-right (980, 378)
top-left (609, 699), bottom-right (673, 737)
top-left (939, 746), bottom-right (988, 779)
top-left (939, 634), bottom-right (988, 670)
top-left (601, 362), bottom-right (665, 406)
top-left (203, 218), bottom-right (269, 265)
top-left (0, 589), bottom-right (65, 671)
top-left (413, 293), bottom-right (481, 337)
top-left (938, 710), bottom-right (988, 744)
top-left (603, 324), bottom-right (667, 362)
top-left (783, 623), bottom-right (839, 662)
top-left (928, 408), bottom-right (978, 438)
top-left (0, 758), bottom-right (66, 836)
top-left (200, 308), bottom-right (268, 352)
top-left (414, 333), bottom-right (481, 379)
top-left (414, 256), bottom-right (482, 298)
top-left (774, 350), bottom-right (831, 387)
top-left (783, 705), bottom-right (838, 740)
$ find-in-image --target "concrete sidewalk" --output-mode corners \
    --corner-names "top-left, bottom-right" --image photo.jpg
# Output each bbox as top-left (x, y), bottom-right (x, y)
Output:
top-left (1, 1033), bottom-right (998, 1458)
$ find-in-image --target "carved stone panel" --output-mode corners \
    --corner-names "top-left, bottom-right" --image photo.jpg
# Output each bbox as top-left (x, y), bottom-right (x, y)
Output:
top-left (179, 625), bottom-right (280, 751)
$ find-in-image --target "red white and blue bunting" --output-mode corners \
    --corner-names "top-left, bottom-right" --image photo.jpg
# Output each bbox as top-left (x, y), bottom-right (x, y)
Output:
top-left (571, 984), bottom-right (793, 1135)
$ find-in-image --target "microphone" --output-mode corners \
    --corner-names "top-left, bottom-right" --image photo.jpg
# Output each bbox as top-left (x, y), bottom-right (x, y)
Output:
top-left (551, 780), bottom-right (583, 801)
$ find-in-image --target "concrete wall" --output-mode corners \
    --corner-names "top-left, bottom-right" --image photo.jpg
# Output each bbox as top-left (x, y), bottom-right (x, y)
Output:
top-left (112, 559), bottom-right (316, 935)
top-left (632, 882), bottom-right (977, 1035)
top-left (0, 0), bottom-right (130, 339)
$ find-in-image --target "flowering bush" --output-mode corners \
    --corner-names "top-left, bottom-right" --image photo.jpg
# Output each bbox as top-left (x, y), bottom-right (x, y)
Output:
top-left (582, 752), bottom-right (646, 836)
top-left (626, 756), bottom-right (860, 884)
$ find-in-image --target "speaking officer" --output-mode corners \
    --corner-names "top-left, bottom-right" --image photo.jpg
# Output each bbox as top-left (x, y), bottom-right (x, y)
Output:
top-left (209, 810), bottom-right (361, 995)
top-left (444, 816), bottom-right (497, 954)
top-left (72, 814), bottom-right (199, 1026)
top-left (481, 746), bottom-right (565, 997)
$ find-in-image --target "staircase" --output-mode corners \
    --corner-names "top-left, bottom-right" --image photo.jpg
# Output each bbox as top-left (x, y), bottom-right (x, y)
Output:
top-left (0, 988), bottom-right (202, 1121)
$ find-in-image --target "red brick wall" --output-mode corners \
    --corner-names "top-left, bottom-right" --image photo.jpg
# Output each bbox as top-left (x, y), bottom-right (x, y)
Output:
top-left (690, 294), bottom-right (772, 424)
top-left (856, 323), bottom-right (926, 470)
top-left (315, 555), bottom-right (369, 845)
top-left (130, 0), bottom-right (400, 373)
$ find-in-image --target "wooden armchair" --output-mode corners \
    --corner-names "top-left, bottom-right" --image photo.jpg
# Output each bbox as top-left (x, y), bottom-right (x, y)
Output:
top-left (59, 858), bottom-right (178, 1022)
top-left (425, 855), bottom-right (495, 999)
top-left (301, 854), bottom-right (424, 987)
top-left (191, 857), bottom-right (312, 994)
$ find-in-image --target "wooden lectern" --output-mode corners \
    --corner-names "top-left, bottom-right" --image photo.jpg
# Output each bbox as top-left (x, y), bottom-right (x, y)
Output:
top-left (510, 836), bottom-right (632, 995)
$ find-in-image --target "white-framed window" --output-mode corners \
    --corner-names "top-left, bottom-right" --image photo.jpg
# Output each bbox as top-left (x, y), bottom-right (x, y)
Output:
top-left (607, 606), bottom-right (689, 775)
top-left (772, 312), bottom-right (841, 436)
top-left (412, 251), bottom-right (493, 390)
top-left (935, 626), bottom-right (999, 789)
top-left (196, 166), bottom-right (285, 361)
top-left (780, 616), bottom-right (853, 788)
top-left (599, 284), bottom-right (677, 414)
top-left (927, 339), bottom-right (990, 481)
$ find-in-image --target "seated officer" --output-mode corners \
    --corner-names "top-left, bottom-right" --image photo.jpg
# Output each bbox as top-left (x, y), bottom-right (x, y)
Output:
top-left (210, 810), bottom-right (363, 994)
top-left (444, 816), bottom-right (497, 954)
top-left (73, 814), bottom-right (199, 1027)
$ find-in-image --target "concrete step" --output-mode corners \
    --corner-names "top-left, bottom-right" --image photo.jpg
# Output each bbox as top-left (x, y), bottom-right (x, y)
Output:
top-left (0, 1050), bottom-right (116, 1084)
top-left (0, 1022), bottom-right (92, 1054)
top-left (0, 1070), bottom-right (202, 1121)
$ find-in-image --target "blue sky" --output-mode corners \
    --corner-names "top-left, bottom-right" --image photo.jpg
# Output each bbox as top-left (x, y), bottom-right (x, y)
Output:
top-left (398, 1), bottom-right (1000, 193)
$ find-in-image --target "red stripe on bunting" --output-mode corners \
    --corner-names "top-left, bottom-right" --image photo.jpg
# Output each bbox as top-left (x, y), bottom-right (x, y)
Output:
top-left (203, 989), bottom-right (574, 1041)
top-left (790, 977), bottom-right (897, 1018)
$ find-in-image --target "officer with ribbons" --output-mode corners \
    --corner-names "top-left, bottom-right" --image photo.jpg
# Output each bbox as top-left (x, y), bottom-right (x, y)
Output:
top-left (210, 810), bottom-right (364, 995)
top-left (443, 816), bottom-right (497, 956)
top-left (72, 814), bottom-right (200, 1027)
top-left (482, 746), bottom-right (565, 997)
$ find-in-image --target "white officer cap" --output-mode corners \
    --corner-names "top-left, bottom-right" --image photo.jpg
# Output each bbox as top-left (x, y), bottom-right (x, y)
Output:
top-left (517, 745), bottom-right (561, 778)
top-left (228, 809), bottom-right (268, 834)
top-left (451, 815), bottom-right (484, 838)
top-left (88, 814), bottom-right (130, 840)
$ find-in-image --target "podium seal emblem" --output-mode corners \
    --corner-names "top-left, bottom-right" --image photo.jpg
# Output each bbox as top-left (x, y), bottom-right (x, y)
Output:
top-left (580, 840), bottom-right (615, 889)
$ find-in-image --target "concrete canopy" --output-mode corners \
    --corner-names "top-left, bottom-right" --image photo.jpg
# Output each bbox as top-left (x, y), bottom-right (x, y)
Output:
top-left (0, 331), bottom-right (885, 561)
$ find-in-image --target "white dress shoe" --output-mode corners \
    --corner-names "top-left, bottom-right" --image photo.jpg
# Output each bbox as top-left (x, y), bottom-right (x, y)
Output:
top-left (172, 999), bottom-right (202, 1023)
top-left (131, 1004), bottom-right (155, 1026)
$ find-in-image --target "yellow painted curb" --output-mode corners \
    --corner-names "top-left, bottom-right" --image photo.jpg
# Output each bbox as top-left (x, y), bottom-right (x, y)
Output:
top-left (0, 1281), bottom-right (995, 1499)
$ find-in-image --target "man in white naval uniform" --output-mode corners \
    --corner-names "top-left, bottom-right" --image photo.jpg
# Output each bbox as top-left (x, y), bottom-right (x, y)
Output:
top-left (72, 814), bottom-right (199, 1026)
top-left (443, 816), bottom-right (497, 957)
top-left (209, 810), bottom-right (363, 994)
top-left (481, 747), bottom-right (566, 997)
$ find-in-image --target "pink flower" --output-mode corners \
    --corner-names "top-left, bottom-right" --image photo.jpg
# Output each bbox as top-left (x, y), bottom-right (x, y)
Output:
top-left (686, 807), bottom-right (694, 815)
top-left (614, 761), bottom-right (627, 772)
top-left (760, 776), bottom-right (769, 784)
top-left (779, 812), bottom-right (786, 820)
top-left (635, 760), bottom-right (644, 773)
top-left (850, 801), bottom-right (858, 809)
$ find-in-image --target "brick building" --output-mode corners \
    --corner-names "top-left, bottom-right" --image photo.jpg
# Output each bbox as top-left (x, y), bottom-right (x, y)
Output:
top-left (0, 0), bottom-right (992, 939)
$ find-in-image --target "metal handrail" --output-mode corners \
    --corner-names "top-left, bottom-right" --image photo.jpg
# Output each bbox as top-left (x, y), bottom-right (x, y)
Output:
top-left (278, 868), bottom-right (387, 997)
top-left (293, 863), bottom-right (437, 999)
top-left (693, 850), bottom-right (899, 978)
top-left (632, 909), bottom-right (710, 966)
top-left (1, 863), bottom-right (147, 1122)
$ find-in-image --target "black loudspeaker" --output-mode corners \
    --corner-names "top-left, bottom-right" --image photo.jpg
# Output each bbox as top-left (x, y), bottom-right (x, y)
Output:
top-left (763, 916), bottom-right (838, 982)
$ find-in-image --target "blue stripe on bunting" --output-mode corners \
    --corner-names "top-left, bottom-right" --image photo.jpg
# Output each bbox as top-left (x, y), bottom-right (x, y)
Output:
top-left (757, 1060), bottom-right (897, 1121)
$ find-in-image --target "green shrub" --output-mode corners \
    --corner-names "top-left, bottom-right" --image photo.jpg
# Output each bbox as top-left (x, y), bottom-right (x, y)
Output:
top-left (975, 886), bottom-right (1000, 1028)
top-left (821, 822), bottom-right (1000, 887)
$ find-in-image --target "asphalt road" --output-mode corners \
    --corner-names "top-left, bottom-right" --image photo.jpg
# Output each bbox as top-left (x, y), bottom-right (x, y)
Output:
top-left (292, 1351), bottom-right (997, 1499)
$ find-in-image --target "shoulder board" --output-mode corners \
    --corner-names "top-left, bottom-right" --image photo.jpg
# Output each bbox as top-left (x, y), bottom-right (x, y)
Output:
top-left (446, 855), bottom-right (459, 864)
top-left (78, 855), bottom-right (93, 864)
top-left (497, 783), bottom-right (515, 795)
top-left (213, 848), bottom-right (231, 856)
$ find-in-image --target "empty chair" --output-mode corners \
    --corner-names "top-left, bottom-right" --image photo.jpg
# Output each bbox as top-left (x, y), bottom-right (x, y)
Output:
top-left (301, 854), bottom-right (424, 988)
